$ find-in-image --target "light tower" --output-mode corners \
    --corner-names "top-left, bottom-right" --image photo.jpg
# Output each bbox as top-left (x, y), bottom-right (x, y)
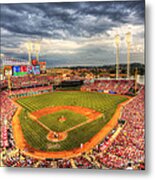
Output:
top-left (34, 42), bottom-right (41, 62)
top-left (125, 32), bottom-right (131, 79)
top-left (134, 67), bottom-right (138, 95)
top-left (26, 41), bottom-right (32, 65)
top-left (115, 34), bottom-right (120, 79)
top-left (7, 73), bottom-right (12, 96)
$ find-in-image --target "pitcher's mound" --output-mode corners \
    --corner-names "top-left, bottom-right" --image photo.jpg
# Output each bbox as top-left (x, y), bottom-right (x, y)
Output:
top-left (47, 131), bottom-right (67, 142)
top-left (58, 115), bottom-right (67, 122)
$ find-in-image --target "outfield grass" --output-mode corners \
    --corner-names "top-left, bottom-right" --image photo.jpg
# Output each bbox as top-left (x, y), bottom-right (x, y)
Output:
top-left (39, 110), bottom-right (87, 132)
top-left (17, 91), bottom-right (128, 151)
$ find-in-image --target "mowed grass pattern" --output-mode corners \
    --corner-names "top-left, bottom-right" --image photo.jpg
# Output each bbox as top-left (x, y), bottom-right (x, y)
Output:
top-left (39, 110), bottom-right (87, 132)
top-left (17, 92), bottom-right (128, 151)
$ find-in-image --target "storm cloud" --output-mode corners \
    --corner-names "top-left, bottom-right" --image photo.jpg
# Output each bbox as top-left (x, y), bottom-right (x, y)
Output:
top-left (0, 1), bottom-right (145, 66)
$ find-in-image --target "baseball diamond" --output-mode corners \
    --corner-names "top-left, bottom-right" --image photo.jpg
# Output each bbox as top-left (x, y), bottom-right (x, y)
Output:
top-left (12, 91), bottom-right (129, 158)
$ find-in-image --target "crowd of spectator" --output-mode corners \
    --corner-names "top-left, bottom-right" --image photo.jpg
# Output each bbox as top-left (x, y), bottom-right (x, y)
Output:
top-left (0, 80), bottom-right (8, 89)
top-left (81, 80), bottom-right (141, 95)
top-left (0, 91), bottom-right (17, 143)
top-left (10, 86), bottom-right (53, 98)
top-left (0, 81), bottom-right (145, 169)
top-left (10, 75), bottom-right (54, 89)
top-left (91, 87), bottom-right (145, 169)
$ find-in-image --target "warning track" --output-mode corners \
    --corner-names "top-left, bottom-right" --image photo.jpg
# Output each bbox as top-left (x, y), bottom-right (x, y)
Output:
top-left (12, 97), bottom-right (130, 159)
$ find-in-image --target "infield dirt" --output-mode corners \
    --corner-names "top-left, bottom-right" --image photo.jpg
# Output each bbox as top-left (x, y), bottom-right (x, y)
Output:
top-left (12, 96), bottom-right (131, 159)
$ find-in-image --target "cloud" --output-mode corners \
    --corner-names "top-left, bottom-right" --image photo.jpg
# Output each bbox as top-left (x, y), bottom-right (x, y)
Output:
top-left (0, 1), bottom-right (145, 66)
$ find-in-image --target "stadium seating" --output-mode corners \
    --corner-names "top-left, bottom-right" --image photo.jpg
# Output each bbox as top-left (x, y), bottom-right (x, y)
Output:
top-left (81, 79), bottom-right (141, 95)
top-left (10, 86), bottom-right (53, 98)
top-left (0, 80), bottom-right (144, 169)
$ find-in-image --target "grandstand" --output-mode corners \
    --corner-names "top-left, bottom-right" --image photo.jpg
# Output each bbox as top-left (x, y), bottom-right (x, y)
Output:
top-left (0, 64), bottom-right (145, 169)
top-left (0, 0), bottom-right (145, 170)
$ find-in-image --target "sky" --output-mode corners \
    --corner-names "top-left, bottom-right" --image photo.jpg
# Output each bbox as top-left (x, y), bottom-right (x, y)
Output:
top-left (0, 0), bottom-right (145, 67)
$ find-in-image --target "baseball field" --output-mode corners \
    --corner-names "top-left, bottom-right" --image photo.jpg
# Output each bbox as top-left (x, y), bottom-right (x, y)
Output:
top-left (14, 91), bottom-right (128, 155)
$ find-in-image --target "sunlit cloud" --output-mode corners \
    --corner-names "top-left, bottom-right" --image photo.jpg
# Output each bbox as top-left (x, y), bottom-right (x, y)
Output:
top-left (1, 1), bottom-right (145, 66)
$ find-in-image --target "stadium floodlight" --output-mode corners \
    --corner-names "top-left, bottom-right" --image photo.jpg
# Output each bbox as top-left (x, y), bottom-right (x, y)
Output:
top-left (125, 32), bottom-right (131, 79)
top-left (26, 41), bottom-right (33, 65)
top-left (114, 34), bottom-right (120, 79)
top-left (134, 67), bottom-right (138, 95)
top-left (7, 73), bottom-right (12, 96)
top-left (34, 42), bottom-right (41, 62)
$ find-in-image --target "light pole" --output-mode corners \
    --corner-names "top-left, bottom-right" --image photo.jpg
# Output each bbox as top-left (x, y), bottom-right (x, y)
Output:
top-left (125, 32), bottom-right (131, 79)
top-left (115, 34), bottom-right (120, 79)
top-left (34, 42), bottom-right (41, 62)
top-left (26, 41), bottom-right (32, 65)
top-left (134, 67), bottom-right (138, 95)
top-left (8, 74), bottom-right (12, 96)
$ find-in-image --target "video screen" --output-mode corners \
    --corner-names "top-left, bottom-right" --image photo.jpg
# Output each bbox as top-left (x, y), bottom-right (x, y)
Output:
top-left (33, 65), bottom-right (40, 75)
top-left (20, 65), bottom-right (27, 73)
top-left (27, 65), bottom-right (33, 74)
top-left (12, 66), bottom-right (27, 76)
top-left (13, 66), bottom-right (20, 76)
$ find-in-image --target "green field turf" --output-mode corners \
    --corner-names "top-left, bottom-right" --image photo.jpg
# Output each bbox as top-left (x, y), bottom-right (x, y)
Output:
top-left (39, 110), bottom-right (87, 132)
top-left (16, 91), bottom-right (128, 151)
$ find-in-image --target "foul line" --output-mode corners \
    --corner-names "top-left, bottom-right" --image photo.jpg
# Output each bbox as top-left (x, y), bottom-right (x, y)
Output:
top-left (11, 97), bottom-right (131, 159)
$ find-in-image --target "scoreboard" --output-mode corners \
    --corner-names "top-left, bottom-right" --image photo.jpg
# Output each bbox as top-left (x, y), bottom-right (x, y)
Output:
top-left (4, 60), bottom-right (46, 77)
top-left (27, 65), bottom-right (33, 74)
top-left (12, 66), bottom-right (27, 76)
top-left (33, 65), bottom-right (40, 75)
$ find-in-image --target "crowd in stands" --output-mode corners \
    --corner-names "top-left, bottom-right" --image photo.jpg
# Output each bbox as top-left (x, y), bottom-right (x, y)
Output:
top-left (10, 75), bottom-right (54, 89)
top-left (91, 87), bottom-right (145, 169)
top-left (0, 80), bottom-right (8, 89)
top-left (0, 80), bottom-right (145, 169)
top-left (81, 80), bottom-right (141, 95)
top-left (0, 75), bottom-right (83, 91)
top-left (10, 85), bottom-right (53, 98)
top-left (0, 91), bottom-right (17, 130)
top-left (0, 90), bottom-right (17, 161)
